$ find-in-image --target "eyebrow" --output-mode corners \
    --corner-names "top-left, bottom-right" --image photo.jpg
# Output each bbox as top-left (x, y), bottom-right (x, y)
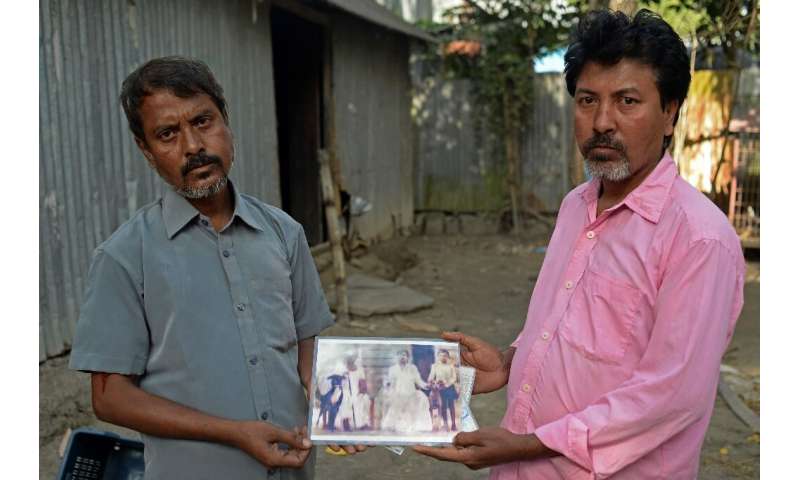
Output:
top-left (613, 87), bottom-right (642, 97)
top-left (575, 87), bottom-right (596, 96)
top-left (190, 109), bottom-right (215, 123)
top-left (575, 87), bottom-right (642, 97)
top-left (151, 108), bottom-right (215, 135)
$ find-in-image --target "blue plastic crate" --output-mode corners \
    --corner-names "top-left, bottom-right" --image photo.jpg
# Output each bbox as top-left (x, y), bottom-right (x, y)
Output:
top-left (55, 428), bottom-right (144, 480)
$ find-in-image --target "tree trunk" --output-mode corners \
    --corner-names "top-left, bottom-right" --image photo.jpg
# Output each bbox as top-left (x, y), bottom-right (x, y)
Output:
top-left (503, 88), bottom-right (521, 237)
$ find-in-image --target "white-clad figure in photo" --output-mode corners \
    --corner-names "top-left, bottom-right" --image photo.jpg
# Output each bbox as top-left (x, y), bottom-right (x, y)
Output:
top-left (316, 352), bottom-right (369, 431)
top-left (336, 354), bottom-right (370, 431)
top-left (381, 349), bottom-right (433, 433)
top-left (352, 370), bottom-right (372, 431)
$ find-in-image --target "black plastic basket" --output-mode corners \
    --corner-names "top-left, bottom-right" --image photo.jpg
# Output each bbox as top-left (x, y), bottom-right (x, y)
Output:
top-left (55, 428), bottom-right (145, 480)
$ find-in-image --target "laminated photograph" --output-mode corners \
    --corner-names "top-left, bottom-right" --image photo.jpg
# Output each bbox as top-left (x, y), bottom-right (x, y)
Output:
top-left (309, 337), bottom-right (464, 445)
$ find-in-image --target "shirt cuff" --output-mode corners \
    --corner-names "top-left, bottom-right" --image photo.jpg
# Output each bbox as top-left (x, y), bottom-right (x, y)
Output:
top-left (535, 415), bottom-right (593, 474)
top-left (68, 351), bottom-right (147, 375)
top-left (295, 310), bottom-right (336, 340)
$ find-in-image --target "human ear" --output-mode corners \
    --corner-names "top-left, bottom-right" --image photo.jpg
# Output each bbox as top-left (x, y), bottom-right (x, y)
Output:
top-left (663, 100), bottom-right (680, 136)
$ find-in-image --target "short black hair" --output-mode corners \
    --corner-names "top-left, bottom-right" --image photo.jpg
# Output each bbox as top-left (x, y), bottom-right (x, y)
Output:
top-left (564, 9), bottom-right (691, 150)
top-left (120, 56), bottom-right (229, 142)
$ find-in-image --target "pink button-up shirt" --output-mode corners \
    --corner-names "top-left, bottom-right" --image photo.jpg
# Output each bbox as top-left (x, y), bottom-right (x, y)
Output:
top-left (491, 154), bottom-right (745, 479)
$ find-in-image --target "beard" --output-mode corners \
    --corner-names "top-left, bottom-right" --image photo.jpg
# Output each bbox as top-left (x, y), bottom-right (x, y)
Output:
top-left (585, 154), bottom-right (631, 182)
top-left (581, 133), bottom-right (631, 182)
top-left (174, 151), bottom-right (231, 199)
top-left (176, 175), bottom-right (228, 199)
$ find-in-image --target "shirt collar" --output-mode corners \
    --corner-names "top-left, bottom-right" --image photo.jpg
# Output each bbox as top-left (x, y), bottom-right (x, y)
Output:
top-left (162, 181), bottom-right (264, 239)
top-left (580, 152), bottom-right (678, 224)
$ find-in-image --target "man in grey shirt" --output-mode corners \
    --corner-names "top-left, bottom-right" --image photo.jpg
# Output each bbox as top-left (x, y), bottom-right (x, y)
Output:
top-left (69, 56), bottom-right (334, 479)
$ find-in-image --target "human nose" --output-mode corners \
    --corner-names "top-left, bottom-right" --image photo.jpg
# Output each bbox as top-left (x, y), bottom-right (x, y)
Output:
top-left (592, 100), bottom-right (615, 135)
top-left (181, 125), bottom-right (204, 157)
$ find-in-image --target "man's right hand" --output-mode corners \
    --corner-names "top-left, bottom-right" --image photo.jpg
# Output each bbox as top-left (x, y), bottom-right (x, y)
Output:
top-left (91, 373), bottom-right (314, 469)
top-left (233, 422), bottom-right (313, 469)
top-left (441, 331), bottom-right (512, 394)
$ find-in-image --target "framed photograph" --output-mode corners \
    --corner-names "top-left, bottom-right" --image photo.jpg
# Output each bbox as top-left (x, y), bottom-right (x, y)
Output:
top-left (308, 337), bottom-right (463, 445)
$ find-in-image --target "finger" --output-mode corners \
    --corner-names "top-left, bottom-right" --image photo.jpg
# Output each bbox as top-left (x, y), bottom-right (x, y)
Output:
top-left (271, 449), bottom-right (309, 468)
top-left (290, 447), bottom-right (312, 463)
top-left (441, 331), bottom-right (465, 345)
top-left (442, 331), bottom-right (483, 352)
top-left (327, 444), bottom-right (342, 452)
top-left (453, 431), bottom-right (483, 447)
top-left (355, 444), bottom-right (368, 452)
top-left (272, 427), bottom-right (312, 450)
top-left (441, 331), bottom-right (462, 340)
top-left (343, 445), bottom-right (357, 454)
top-left (412, 445), bottom-right (468, 463)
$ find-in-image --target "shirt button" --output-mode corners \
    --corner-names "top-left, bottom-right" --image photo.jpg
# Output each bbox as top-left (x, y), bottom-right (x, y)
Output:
top-left (565, 280), bottom-right (573, 289)
top-left (236, 304), bottom-right (246, 312)
top-left (249, 356), bottom-right (258, 365)
top-left (267, 468), bottom-right (277, 476)
top-left (222, 250), bottom-right (230, 258)
top-left (261, 411), bottom-right (269, 420)
top-left (521, 384), bottom-right (531, 393)
top-left (586, 230), bottom-right (595, 239)
top-left (200, 219), bottom-right (209, 226)
top-left (541, 331), bottom-right (550, 340)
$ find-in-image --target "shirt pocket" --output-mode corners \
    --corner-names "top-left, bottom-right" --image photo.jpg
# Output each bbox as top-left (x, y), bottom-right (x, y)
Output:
top-left (559, 268), bottom-right (642, 364)
top-left (248, 261), bottom-right (298, 352)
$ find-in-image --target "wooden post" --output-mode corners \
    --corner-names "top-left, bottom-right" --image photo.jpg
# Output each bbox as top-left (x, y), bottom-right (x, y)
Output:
top-left (322, 24), bottom-right (343, 213)
top-left (319, 150), bottom-right (349, 322)
top-left (728, 137), bottom-right (740, 223)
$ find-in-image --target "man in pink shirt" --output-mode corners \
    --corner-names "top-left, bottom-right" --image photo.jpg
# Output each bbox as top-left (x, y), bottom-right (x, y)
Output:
top-left (415, 9), bottom-right (745, 479)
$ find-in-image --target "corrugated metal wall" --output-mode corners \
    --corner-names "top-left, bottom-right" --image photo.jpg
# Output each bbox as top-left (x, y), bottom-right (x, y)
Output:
top-left (413, 71), bottom-right (574, 213)
top-left (39, 0), bottom-right (281, 360)
top-left (414, 76), bottom-right (502, 211)
top-left (521, 74), bottom-right (574, 212)
top-left (331, 12), bottom-right (415, 240)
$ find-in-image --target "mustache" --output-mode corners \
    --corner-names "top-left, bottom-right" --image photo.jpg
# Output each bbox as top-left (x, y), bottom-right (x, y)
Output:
top-left (582, 133), bottom-right (626, 153)
top-left (181, 152), bottom-right (222, 177)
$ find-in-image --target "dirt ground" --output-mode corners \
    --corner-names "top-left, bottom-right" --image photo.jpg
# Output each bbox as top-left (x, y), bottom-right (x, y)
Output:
top-left (39, 230), bottom-right (759, 479)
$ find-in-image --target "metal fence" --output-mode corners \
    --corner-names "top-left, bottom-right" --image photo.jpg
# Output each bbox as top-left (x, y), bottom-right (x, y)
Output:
top-left (729, 132), bottom-right (760, 248)
top-left (412, 71), bottom-right (574, 214)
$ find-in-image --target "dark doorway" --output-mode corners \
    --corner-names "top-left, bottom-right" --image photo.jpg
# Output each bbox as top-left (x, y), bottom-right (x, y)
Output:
top-left (271, 7), bottom-right (325, 245)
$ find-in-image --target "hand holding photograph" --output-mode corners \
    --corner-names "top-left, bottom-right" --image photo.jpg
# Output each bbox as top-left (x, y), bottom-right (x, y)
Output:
top-left (309, 337), bottom-right (463, 445)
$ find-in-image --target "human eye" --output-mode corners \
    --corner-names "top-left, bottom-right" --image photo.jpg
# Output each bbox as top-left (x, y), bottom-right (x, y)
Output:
top-left (577, 95), bottom-right (596, 106)
top-left (620, 96), bottom-right (639, 106)
top-left (157, 128), bottom-right (176, 141)
top-left (193, 114), bottom-right (213, 128)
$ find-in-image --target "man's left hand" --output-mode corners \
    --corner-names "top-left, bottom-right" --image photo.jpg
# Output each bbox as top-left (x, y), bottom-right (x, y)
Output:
top-left (413, 427), bottom-right (549, 470)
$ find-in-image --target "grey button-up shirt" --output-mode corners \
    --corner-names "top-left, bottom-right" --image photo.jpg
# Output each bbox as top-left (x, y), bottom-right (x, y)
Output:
top-left (69, 183), bottom-right (334, 479)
